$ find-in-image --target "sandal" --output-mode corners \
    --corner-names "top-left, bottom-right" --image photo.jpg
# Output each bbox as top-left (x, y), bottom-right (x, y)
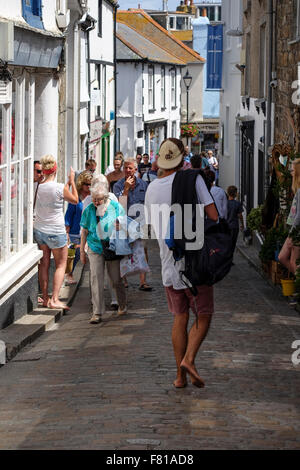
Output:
top-left (139, 283), bottom-right (152, 291)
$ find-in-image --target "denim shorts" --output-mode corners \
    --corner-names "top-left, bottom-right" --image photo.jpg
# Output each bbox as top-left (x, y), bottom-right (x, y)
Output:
top-left (33, 229), bottom-right (68, 250)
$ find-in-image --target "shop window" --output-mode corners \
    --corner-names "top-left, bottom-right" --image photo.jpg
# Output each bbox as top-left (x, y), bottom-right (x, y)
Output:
top-left (22, 0), bottom-right (44, 30)
top-left (0, 74), bottom-right (34, 266)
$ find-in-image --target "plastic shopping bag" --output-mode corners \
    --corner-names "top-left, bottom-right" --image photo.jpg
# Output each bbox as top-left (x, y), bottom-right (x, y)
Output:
top-left (120, 239), bottom-right (150, 277)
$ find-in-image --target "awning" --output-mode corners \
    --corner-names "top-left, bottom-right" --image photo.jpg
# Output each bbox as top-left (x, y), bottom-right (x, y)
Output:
top-left (14, 26), bottom-right (64, 68)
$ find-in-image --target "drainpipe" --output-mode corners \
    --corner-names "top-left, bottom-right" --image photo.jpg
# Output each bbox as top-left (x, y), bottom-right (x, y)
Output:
top-left (266, 0), bottom-right (274, 185)
top-left (114, 3), bottom-right (119, 155)
top-left (73, 19), bottom-right (80, 171)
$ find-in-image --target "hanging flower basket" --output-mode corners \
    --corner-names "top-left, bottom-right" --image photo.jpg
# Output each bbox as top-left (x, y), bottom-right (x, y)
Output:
top-left (181, 123), bottom-right (199, 138)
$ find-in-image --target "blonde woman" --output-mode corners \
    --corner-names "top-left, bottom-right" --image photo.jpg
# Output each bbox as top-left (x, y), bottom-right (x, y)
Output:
top-left (64, 171), bottom-right (93, 284)
top-left (33, 155), bottom-right (78, 309)
top-left (80, 182), bottom-right (127, 323)
top-left (279, 158), bottom-right (300, 274)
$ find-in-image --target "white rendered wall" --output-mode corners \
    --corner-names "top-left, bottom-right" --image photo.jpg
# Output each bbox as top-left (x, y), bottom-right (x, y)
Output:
top-left (219, 0), bottom-right (243, 192)
top-left (89, 0), bottom-right (114, 63)
top-left (34, 75), bottom-right (59, 160)
top-left (117, 62), bottom-right (143, 157)
top-left (181, 63), bottom-right (204, 124)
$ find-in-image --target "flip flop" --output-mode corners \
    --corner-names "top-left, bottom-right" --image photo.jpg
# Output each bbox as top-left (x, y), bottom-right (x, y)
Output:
top-left (139, 284), bottom-right (153, 291)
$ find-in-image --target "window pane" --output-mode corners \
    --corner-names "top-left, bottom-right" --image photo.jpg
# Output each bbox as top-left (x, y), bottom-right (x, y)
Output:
top-left (24, 78), bottom-right (30, 157)
top-left (0, 164), bottom-right (5, 264)
top-left (0, 104), bottom-right (3, 165)
top-left (11, 80), bottom-right (18, 161)
top-left (23, 159), bottom-right (29, 246)
top-left (10, 163), bottom-right (19, 254)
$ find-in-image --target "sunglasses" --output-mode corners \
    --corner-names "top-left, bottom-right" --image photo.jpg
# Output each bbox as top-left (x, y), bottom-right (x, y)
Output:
top-left (83, 183), bottom-right (91, 186)
top-left (36, 169), bottom-right (42, 174)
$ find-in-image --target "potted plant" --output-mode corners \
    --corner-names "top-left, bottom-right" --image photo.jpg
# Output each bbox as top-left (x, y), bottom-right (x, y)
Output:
top-left (259, 225), bottom-right (289, 280)
top-left (180, 123), bottom-right (199, 138)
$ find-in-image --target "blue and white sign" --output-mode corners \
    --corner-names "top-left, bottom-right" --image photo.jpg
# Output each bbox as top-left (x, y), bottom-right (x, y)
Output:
top-left (207, 24), bottom-right (223, 90)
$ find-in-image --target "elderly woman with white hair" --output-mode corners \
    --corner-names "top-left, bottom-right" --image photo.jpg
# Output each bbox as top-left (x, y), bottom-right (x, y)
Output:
top-left (80, 181), bottom-right (127, 323)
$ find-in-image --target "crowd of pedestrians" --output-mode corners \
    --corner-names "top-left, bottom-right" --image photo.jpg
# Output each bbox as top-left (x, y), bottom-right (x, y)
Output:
top-left (32, 143), bottom-right (251, 388)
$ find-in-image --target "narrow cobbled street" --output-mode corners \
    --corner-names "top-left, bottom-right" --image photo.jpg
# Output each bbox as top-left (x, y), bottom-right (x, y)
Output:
top-left (0, 241), bottom-right (300, 450)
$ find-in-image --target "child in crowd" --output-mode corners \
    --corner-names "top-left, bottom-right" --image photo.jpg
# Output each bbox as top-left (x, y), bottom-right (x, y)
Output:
top-left (226, 186), bottom-right (244, 253)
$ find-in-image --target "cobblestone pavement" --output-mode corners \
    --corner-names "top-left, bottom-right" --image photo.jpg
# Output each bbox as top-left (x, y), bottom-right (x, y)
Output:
top-left (0, 241), bottom-right (300, 450)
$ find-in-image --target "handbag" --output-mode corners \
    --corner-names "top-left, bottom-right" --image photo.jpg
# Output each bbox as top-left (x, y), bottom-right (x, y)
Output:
top-left (101, 239), bottom-right (123, 261)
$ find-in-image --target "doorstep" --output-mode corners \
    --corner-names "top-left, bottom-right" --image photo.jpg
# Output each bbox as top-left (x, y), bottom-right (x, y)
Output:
top-left (0, 261), bottom-right (86, 365)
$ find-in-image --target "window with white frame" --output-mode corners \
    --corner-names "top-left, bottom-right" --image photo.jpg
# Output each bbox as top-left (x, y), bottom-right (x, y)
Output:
top-left (169, 16), bottom-right (175, 29)
top-left (148, 65), bottom-right (155, 111)
top-left (98, 0), bottom-right (103, 37)
top-left (161, 66), bottom-right (166, 109)
top-left (0, 74), bottom-right (34, 266)
top-left (94, 64), bottom-right (106, 120)
top-left (171, 69), bottom-right (176, 108)
top-left (294, 0), bottom-right (300, 39)
top-left (171, 121), bottom-right (177, 138)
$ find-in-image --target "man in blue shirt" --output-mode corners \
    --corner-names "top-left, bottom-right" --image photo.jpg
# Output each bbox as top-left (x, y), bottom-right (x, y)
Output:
top-left (113, 158), bottom-right (152, 291)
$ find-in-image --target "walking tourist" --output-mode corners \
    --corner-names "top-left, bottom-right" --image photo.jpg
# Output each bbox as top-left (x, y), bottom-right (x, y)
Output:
top-left (80, 181), bottom-right (127, 323)
top-left (64, 171), bottom-right (93, 285)
top-left (279, 158), bottom-right (300, 274)
top-left (207, 170), bottom-right (228, 219)
top-left (226, 186), bottom-right (244, 253)
top-left (113, 157), bottom-right (152, 291)
top-left (138, 153), bottom-right (152, 178)
top-left (207, 150), bottom-right (219, 184)
top-left (106, 153), bottom-right (125, 192)
top-left (33, 155), bottom-right (78, 310)
top-left (145, 138), bottom-right (218, 389)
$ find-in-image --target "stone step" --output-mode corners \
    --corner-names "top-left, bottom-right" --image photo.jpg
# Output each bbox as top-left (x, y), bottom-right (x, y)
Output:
top-left (0, 261), bottom-right (86, 365)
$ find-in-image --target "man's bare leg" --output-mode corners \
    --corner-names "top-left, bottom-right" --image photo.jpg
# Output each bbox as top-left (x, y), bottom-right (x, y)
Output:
top-left (180, 314), bottom-right (212, 387)
top-left (172, 312), bottom-right (189, 388)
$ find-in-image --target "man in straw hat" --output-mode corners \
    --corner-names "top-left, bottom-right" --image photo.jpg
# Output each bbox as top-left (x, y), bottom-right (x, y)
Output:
top-left (145, 138), bottom-right (218, 389)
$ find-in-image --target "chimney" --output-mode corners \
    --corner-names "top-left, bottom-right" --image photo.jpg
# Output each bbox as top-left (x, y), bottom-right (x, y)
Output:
top-left (202, 7), bottom-right (207, 17)
top-left (138, 3), bottom-right (141, 8)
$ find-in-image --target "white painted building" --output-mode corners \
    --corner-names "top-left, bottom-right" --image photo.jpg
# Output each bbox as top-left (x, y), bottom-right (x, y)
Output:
top-left (116, 9), bottom-right (204, 157)
top-left (0, 0), bottom-right (65, 327)
top-left (65, 0), bottom-right (117, 175)
top-left (219, 0), bottom-right (243, 191)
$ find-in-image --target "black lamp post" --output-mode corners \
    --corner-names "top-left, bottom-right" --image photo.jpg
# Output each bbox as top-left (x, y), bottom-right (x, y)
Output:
top-left (183, 69), bottom-right (192, 124)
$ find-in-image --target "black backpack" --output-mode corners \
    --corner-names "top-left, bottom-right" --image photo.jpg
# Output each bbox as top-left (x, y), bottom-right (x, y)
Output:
top-left (170, 170), bottom-right (233, 293)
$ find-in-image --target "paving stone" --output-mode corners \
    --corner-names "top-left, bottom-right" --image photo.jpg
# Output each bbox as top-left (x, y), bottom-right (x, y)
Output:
top-left (0, 242), bottom-right (300, 449)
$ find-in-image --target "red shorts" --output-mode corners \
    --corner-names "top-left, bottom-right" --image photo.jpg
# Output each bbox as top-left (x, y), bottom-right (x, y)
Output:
top-left (165, 285), bottom-right (214, 316)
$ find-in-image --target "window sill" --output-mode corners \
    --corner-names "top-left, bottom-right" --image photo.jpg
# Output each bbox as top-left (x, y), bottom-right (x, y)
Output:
top-left (288, 37), bottom-right (300, 45)
top-left (0, 244), bottom-right (42, 297)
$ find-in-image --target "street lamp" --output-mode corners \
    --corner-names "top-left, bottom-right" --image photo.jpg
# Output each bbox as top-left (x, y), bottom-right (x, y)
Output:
top-left (183, 69), bottom-right (192, 124)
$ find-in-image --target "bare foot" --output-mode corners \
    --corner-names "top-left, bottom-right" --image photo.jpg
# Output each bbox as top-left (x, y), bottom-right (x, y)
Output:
top-left (38, 296), bottom-right (49, 308)
top-left (48, 300), bottom-right (70, 311)
top-left (173, 379), bottom-right (187, 389)
top-left (180, 360), bottom-right (205, 388)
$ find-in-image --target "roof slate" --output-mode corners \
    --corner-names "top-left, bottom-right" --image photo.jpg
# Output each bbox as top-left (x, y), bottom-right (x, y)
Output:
top-left (116, 9), bottom-right (205, 65)
top-left (116, 23), bottom-right (185, 64)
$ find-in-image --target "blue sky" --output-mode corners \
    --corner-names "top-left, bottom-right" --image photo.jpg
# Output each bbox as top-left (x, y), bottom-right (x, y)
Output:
top-left (118, 1), bottom-right (180, 11)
